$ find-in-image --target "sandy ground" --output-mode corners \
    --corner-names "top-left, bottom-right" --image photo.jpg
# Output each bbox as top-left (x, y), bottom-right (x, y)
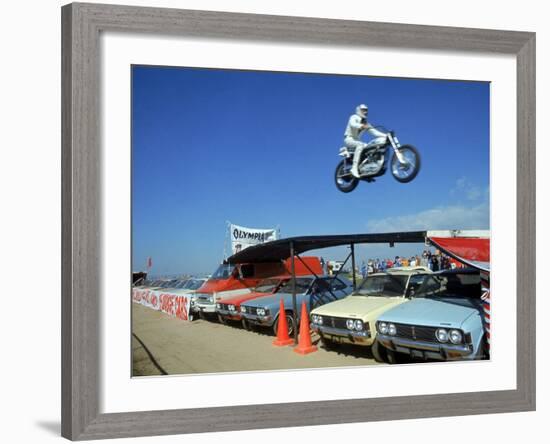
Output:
top-left (132, 303), bottom-right (381, 376)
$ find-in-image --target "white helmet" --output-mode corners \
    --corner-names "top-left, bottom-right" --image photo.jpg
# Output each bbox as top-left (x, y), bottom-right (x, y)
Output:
top-left (356, 104), bottom-right (368, 118)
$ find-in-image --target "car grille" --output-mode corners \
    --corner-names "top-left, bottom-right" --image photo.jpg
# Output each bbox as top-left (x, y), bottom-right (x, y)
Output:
top-left (218, 303), bottom-right (229, 311)
top-left (393, 323), bottom-right (438, 343)
top-left (319, 315), bottom-right (349, 330)
top-left (242, 306), bottom-right (258, 315)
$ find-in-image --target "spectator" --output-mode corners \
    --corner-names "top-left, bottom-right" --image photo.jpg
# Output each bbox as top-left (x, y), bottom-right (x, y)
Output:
top-left (361, 261), bottom-right (367, 279)
top-left (430, 255), bottom-right (439, 271)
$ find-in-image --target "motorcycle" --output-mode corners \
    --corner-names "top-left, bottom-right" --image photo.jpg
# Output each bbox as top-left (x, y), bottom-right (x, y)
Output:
top-left (334, 126), bottom-right (421, 193)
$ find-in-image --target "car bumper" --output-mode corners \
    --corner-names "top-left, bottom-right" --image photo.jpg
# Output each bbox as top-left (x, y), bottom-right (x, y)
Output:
top-left (242, 312), bottom-right (274, 327)
top-left (311, 324), bottom-right (372, 345)
top-left (195, 303), bottom-right (216, 314)
top-left (377, 334), bottom-right (475, 360)
top-left (216, 308), bottom-right (242, 321)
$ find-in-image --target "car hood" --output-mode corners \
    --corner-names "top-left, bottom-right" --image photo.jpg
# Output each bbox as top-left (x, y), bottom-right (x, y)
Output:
top-left (196, 279), bottom-right (244, 293)
top-left (311, 295), bottom-right (406, 321)
top-left (242, 292), bottom-right (306, 309)
top-left (156, 288), bottom-right (196, 295)
top-left (378, 297), bottom-right (482, 328)
top-left (219, 291), bottom-right (273, 305)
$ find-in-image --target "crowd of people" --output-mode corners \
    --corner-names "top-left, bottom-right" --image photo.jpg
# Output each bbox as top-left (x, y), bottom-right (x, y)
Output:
top-left (359, 250), bottom-right (455, 278)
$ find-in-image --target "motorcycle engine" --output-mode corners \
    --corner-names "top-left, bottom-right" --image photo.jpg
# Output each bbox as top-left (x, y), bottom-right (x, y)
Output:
top-left (360, 153), bottom-right (384, 175)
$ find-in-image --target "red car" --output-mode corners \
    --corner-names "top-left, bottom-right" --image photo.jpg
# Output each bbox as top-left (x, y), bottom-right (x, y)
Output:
top-left (215, 256), bottom-right (323, 325)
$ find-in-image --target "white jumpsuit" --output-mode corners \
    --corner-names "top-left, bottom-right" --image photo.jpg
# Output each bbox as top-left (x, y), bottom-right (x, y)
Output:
top-left (344, 112), bottom-right (386, 177)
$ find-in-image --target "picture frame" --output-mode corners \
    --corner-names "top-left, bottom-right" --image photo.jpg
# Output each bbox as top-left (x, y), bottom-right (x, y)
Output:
top-left (61, 2), bottom-right (536, 440)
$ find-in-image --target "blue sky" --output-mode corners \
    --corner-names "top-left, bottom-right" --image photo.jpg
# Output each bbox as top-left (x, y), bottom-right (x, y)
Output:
top-left (132, 66), bottom-right (489, 276)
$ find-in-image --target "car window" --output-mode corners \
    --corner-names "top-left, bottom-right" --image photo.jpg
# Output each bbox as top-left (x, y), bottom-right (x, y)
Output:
top-left (438, 272), bottom-right (482, 298)
top-left (278, 278), bottom-right (312, 294)
top-left (408, 275), bottom-right (442, 298)
top-left (211, 264), bottom-right (235, 279)
top-left (254, 278), bottom-right (283, 293)
top-left (356, 274), bottom-right (408, 297)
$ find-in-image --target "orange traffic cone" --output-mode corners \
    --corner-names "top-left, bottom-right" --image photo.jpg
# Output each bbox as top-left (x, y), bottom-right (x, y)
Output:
top-left (293, 301), bottom-right (318, 355)
top-left (272, 298), bottom-right (293, 347)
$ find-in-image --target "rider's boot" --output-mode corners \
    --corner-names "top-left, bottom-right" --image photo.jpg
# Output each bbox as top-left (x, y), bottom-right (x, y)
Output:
top-left (350, 156), bottom-right (361, 178)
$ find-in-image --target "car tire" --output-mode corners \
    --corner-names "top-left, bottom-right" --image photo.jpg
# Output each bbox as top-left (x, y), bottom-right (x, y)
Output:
top-left (273, 312), bottom-right (295, 337)
top-left (241, 318), bottom-right (251, 331)
top-left (386, 348), bottom-right (400, 364)
top-left (371, 339), bottom-right (388, 363)
top-left (217, 314), bottom-right (227, 325)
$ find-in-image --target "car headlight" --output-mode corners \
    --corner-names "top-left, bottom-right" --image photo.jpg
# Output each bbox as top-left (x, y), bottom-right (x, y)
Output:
top-left (229, 304), bottom-right (236, 312)
top-left (354, 319), bottom-right (363, 331)
top-left (257, 308), bottom-right (266, 316)
top-left (240, 306), bottom-right (247, 313)
top-left (436, 328), bottom-right (449, 343)
top-left (388, 323), bottom-right (397, 336)
top-left (216, 303), bottom-right (221, 309)
top-left (346, 319), bottom-right (355, 330)
top-left (449, 329), bottom-right (463, 344)
top-left (311, 315), bottom-right (321, 325)
top-left (378, 322), bottom-right (388, 334)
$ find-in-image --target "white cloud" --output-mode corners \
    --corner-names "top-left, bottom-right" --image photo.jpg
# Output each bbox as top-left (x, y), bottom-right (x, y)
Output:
top-left (451, 176), bottom-right (483, 201)
top-left (366, 202), bottom-right (490, 233)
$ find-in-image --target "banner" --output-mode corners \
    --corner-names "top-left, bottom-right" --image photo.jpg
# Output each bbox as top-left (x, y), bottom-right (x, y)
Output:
top-left (132, 288), bottom-right (192, 321)
top-left (132, 288), bottom-right (160, 310)
top-left (230, 223), bottom-right (278, 254)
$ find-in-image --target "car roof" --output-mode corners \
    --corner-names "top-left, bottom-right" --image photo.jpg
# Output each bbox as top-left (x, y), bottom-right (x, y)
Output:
top-left (376, 266), bottom-right (432, 275)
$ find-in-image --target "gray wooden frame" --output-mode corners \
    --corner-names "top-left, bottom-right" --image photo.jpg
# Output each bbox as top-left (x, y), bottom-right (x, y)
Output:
top-left (61, 2), bottom-right (536, 440)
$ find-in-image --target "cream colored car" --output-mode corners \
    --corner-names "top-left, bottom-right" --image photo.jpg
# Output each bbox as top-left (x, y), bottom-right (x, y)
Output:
top-left (310, 267), bottom-right (438, 358)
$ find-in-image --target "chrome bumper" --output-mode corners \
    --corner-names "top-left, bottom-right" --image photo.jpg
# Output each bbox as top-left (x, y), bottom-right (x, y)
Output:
top-left (216, 308), bottom-right (242, 319)
top-left (377, 334), bottom-right (474, 360)
top-left (195, 302), bottom-right (216, 313)
top-left (242, 312), bottom-right (273, 326)
top-left (311, 324), bottom-right (372, 344)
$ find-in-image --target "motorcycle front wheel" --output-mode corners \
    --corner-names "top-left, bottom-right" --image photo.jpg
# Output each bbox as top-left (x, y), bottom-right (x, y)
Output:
top-left (390, 145), bottom-right (421, 183)
top-left (334, 159), bottom-right (358, 193)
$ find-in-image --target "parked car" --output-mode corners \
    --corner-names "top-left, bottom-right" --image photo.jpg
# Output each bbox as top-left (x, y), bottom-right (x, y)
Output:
top-left (195, 257), bottom-right (322, 319)
top-left (310, 267), bottom-right (435, 356)
top-left (375, 268), bottom-right (487, 362)
top-left (215, 257), bottom-right (323, 325)
top-left (162, 278), bottom-right (207, 307)
top-left (240, 276), bottom-right (353, 336)
top-left (215, 276), bottom-right (289, 325)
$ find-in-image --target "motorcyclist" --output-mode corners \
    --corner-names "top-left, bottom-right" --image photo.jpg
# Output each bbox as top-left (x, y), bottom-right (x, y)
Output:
top-left (344, 104), bottom-right (387, 178)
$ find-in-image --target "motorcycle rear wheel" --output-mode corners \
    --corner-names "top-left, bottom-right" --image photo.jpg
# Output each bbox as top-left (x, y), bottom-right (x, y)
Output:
top-left (390, 145), bottom-right (421, 183)
top-left (334, 159), bottom-right (359, 193)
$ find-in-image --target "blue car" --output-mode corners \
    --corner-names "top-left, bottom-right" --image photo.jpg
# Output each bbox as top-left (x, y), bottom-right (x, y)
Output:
top-left (375, 268), bottom-right (488, 362)
top-left (240, 276), bottom-right (353, 336)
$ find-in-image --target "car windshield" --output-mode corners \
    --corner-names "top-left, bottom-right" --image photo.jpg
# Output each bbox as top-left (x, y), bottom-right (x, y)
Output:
top-left (277, 278), bottom-right (313, 294)
top-left (172, 279), bottom-right (188, 288)
top-left (184, 279), bottom-right (205, 290)
top-left (355, 274), bottom-right (408, 297)
top-left (428, 272), bottom-right (482, 299)
top-left (254, 278), bottom-right (284, 293)
top-left (211, 264), bottom-right (235, 279)
top-left (159, 280), bottom-right (176, 288)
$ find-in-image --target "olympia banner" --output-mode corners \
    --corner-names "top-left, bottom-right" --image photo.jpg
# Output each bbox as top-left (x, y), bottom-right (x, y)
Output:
top-left (230, 223), bottom-right (278, 254)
